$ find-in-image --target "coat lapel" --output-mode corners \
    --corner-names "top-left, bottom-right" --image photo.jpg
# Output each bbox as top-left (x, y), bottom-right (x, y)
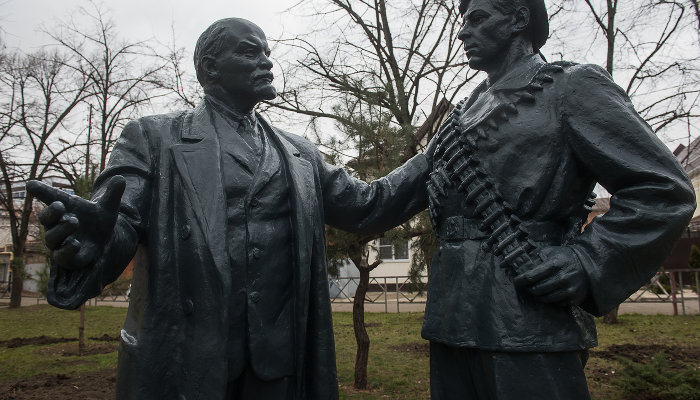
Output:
top-left (211, 108), bottom-right (260, 175)
top-left (170, 102), bottom-right (228, 277)
top-left (258, 116), bottom-right (314, 281)
top-left (248, 129), bottom-right (281, 199)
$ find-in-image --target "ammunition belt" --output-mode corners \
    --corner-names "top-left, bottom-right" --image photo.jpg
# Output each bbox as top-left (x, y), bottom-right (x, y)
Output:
top-left (427, 62), bottom-right (578, 275)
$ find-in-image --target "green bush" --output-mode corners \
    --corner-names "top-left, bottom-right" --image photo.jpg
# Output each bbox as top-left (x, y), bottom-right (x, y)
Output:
top-left (689, 245), bottom-right (700, 270)
top-left (34, 264), bottom-right (50, 296)
top-left (614, 352), bottom-right (700, 400)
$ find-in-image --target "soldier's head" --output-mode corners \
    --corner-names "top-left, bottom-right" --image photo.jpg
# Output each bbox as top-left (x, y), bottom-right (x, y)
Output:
top-left (458, 0), bottom-right (548, 72)
top-left (194, 18), bottom-right (276, 111)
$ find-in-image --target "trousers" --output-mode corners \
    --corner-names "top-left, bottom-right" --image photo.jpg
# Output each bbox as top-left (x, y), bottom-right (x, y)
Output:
top-left (430, 342), bottom-right (591, 400)
top-left (226, 366), bottom-right (294, 400)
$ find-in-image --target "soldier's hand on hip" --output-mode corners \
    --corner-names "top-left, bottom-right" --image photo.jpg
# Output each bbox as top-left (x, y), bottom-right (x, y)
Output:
top-left (513, 246), bottom-right (589, 307)
top-left (26, 176), bottom-right (126, 270)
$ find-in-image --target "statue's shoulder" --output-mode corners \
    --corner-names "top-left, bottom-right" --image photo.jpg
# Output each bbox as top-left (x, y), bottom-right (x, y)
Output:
top-left (551, 61), bottom-right (613, 83)
top-left (271, 125), bottom-right (321, 159)
top-left (133, 109), bottom-right (190, 132)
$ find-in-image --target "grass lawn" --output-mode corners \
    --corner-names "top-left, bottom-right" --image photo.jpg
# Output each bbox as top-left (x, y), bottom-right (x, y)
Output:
top-left (1, 305), bottom-right (698, 399)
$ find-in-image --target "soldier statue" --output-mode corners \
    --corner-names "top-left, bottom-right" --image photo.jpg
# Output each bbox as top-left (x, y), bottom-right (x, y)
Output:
top-left (420, 0), bottom-right (696, 398)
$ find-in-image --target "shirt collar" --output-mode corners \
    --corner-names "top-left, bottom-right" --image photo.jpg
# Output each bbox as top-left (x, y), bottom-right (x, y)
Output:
top-left (205, 94), bottom-right (257, 128)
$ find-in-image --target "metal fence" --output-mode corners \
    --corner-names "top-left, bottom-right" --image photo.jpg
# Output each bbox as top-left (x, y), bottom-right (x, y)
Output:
top-left (7, 271), bottom-right (700, 315)
top-left (329, 271), bottom-right (700, 315)
top-left (329, 275), bottom-right (427, 313)
top-left (0, 280), bottom-right (10, 298)
top-left (625, 269), bottom-right (700, 316)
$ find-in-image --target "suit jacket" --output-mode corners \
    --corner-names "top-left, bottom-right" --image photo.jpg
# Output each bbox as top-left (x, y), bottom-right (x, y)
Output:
top-left (422, 55), bottom-right (696, 351)
top-left (46, 100), bottom-right (430, 400)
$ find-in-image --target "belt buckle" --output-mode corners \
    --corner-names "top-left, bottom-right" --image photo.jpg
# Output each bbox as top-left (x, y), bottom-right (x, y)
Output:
top-left (444, 217), bottom-right (462, 239)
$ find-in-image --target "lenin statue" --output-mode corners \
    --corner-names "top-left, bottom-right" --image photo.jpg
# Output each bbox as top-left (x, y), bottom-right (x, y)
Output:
top-left (27, 18), bottom-right (432, 400)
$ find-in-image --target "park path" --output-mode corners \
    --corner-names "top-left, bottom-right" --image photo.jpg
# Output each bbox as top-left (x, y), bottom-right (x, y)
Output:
top-left (3, 293), bottom-right (698, 315)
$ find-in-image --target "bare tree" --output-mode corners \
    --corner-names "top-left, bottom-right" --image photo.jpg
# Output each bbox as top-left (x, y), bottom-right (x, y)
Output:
top-left (0, 49), bottom-right (91, 308)
top-left (548, 0), bottom-right (700, 322)
top-left (320, 101), bottom-right (431, 389)
top-left (552, 0), bottom-right (699, 145)
top-left (272, 0), bottom-right (474, 151)
top-left (269, 0), bottom-right (473, 389)
top-left (46, 1), bottom-right (169, 171)
top-left (270, 0), bottom-right (475, 389)
top-left (152, 25), bottom-right (202, 110)
top-left (687, 0), bottom-right (700, 32)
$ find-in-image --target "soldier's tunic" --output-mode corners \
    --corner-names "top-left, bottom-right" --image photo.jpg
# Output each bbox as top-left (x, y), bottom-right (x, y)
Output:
top-left (422, 54), bottom-right (695, 398)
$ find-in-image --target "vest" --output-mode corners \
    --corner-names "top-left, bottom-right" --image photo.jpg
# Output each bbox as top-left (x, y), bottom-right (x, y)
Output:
top-left (214, 107), bottom-right (295, 381)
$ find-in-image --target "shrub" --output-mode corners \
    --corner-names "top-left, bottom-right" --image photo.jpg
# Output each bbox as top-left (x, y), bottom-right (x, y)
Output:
top-left (614, 352), bottom-right (700, 400)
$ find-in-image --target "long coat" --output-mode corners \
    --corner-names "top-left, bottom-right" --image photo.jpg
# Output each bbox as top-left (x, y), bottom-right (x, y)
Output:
top-left (422, 54), bottom-right (696, 351)
top-left (46, 101), bottom-right (430, 400)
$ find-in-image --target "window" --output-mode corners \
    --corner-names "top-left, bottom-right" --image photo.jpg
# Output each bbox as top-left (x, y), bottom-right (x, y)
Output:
top-left (378, 237), bottom-right (409, 261)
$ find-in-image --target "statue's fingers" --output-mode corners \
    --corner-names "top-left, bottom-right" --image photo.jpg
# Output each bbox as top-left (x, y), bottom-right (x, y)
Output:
top-left (44, 216), bottom-right (79, 250)
top-left (538, 288), bottom-right (573, 305)
top-left (97, 175), bottom-right (126, 214)
top-left (26, 180), bottom-right (71, 206)
top-left (53, 238), bottom-right (81, 269)
top-left (513, 260), bottom-right (559, 287)
top-left (38, 201), bottom-right (66, 228)
top-left (527, 274), bottom-right (566, 296)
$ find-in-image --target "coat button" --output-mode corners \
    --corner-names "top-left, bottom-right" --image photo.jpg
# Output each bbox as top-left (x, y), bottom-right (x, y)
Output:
top-left (250, 198), bottom-right (260, 208)
top-left (180, 224), bottom-right (191, 240)
top-left (183, 299), bottom-right (194, 315)
top-left (249, 292), bottom-right (261, 304)
top-left (251, 247), bottom-right (262, 259)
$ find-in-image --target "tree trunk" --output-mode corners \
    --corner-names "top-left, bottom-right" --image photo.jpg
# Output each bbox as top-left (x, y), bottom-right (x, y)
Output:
top-left (602, 305), bottom-right (619, 324)
top-left (353, 267), bottom-right (371, 389)
top-left (78, 303), bottom-right (86, 355)
top-left (9, 256), bottom-right (24, 308)
top-left (605, 0), bottom-right (616, 76)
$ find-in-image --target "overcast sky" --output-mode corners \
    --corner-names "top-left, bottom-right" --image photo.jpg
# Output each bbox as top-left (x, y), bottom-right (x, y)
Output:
top-left (2, 0), bottom-right (697, 154)
top-left (1, 0), bottom-right (318, 134)
top-left (1, 0), bottom-right (304, 51)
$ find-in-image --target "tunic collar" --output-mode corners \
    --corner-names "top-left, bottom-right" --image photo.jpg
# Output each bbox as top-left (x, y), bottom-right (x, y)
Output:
top-left (489, 54), bottom-right (546, 92)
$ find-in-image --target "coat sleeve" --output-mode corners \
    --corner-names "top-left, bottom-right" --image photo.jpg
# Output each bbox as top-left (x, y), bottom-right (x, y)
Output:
top-left (318, 152), bottom-right (431, 234)
top-left (47, 119), bottom-right (153, 309)
top-left (562, 64), bottom-right (696, 316)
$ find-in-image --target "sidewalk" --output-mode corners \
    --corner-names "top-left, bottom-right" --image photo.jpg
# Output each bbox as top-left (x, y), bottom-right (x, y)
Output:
top-left (2, 293), bottom-right (698, 315)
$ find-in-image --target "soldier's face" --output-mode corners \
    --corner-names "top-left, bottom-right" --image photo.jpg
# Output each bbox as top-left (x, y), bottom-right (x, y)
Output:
top-left (458, 0), bottom-right (515, 72)
top-left (212, 21), bottom-right (276, 106)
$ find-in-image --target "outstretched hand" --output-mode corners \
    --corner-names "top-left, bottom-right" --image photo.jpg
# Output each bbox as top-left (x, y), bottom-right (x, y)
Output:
top-left (424, 134), bottom-right (440, 163)
top-left (26, 176), bottom-right (126, 270)
top-left (513, 246), bottom-right (589, 308)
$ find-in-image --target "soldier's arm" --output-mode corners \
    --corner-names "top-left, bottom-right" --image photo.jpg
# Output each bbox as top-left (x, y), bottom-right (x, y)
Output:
top-left (562, 64), bottom-right (695, 316)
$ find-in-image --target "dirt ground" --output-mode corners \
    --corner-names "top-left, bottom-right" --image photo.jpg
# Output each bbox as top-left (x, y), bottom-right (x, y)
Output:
top-left (0, 336), bottom-right (119, 400)
top-left (0, 370), bottom-right (116, 400)
top-left (2, 336), bottom-right (699, 399)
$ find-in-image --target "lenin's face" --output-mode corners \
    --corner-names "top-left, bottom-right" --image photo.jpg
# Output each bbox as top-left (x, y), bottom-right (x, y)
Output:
top-left (212, 21), bottom-right (276, 105)
top-left (458, 0), bottom-right (516, 71)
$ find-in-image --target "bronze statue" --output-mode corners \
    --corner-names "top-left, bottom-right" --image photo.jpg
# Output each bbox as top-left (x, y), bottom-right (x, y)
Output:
top-left (420, 0), bottom-right (696, 398)
top-left (27, 18), bottom-right (432, 400)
